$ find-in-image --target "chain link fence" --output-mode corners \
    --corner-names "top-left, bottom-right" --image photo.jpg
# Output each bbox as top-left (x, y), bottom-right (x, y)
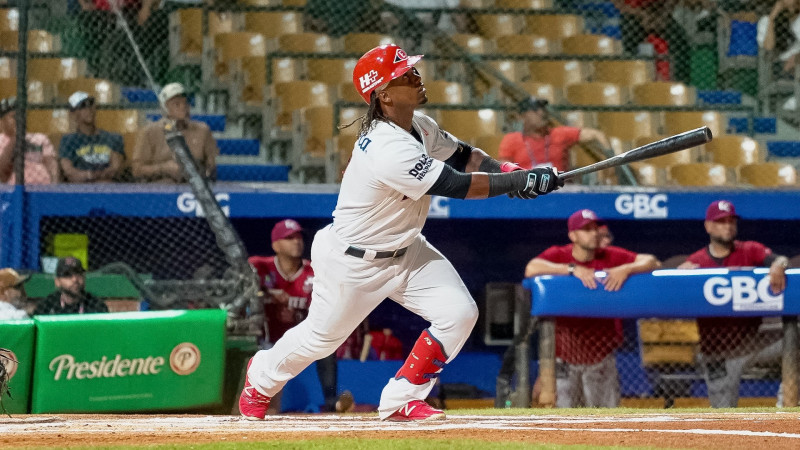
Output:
top-left (1, 0), bottom-right (799, 406)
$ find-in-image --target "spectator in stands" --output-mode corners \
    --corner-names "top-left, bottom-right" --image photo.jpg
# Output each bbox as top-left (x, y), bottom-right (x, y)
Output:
top-left (759, 0), bottom-right (800, 77)
top-left (0, 268), bottom-right (30, 321)
top-left (525, 209), bottom-right (661, 407)
top-left (132, 83), bottom-right (218, 183)
top-left (612, 0), bottom-right (690, 82)
top-left (677, 200), bottom-right (788, 408)
top-left (598, 224), bottom-right (614, 248)
top-left (248, 219), bottom-right (353, 414)
top-left (498, 97), bottom-right (611, 172)
top-left (0, 97), bottom-right (58, 185)
top-left (59, 91), bottom-right (125, 183)
top-left (33, 257), bottom-right (109, 315)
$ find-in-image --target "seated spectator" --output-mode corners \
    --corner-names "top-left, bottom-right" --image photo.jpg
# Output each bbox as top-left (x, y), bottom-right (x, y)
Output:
top-left (0, 97), bottom-right (58, 185)
top-left (0, 268), bottom-right (30, 321)
top-left (59, 91), bottom-right (125, 183)
top-left (498, 97), bottom-right (611, 172)
top-left (131, 83), bottom-right (218, 183)
top-left (758, 0), bottom-right (800, 79)
top-left (33, 257), bottom-right (109, 315)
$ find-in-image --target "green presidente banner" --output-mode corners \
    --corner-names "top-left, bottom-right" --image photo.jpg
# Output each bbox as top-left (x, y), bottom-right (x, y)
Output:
top-left (0, 319), bottom-right (35, 414)
top-left (32, 309), bottom-right (226, 413)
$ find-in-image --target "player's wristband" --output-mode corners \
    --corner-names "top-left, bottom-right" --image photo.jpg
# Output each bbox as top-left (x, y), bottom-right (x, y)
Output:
top-left (500, 162), bottom-right (523, 172)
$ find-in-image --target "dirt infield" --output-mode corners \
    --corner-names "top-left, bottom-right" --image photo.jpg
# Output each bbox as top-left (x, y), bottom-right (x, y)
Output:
top-left (2, 412), bottom-right (800, 449)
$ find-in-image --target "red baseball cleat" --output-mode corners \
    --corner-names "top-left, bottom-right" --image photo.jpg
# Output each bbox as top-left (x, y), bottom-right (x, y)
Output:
top-left (239, 358), bottom-right (271, 420)
top-left (385, 400), bottom-right (446, 422)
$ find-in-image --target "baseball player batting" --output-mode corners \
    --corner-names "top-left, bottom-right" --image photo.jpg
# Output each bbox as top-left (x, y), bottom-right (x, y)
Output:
top-left (239, 44), bottom-right (560, 422)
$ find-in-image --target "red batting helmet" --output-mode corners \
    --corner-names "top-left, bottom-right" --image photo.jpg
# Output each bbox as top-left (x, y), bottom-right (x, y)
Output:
top-left (352, 44), bottom-right (423, 104)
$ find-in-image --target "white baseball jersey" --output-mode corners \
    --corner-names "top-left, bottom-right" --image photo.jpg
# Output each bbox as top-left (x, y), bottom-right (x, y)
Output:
top-left (332, 112), bottom-right (458, 250)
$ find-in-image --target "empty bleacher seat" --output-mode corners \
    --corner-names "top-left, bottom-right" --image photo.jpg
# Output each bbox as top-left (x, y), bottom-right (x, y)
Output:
top-left (169, 9), bottom-right (235, 62)
top-left (244, 11), bottom-right (302, 38)
top-left (0, 8), bottom-right (18, 32)
top-left (0, 57), bottom-right (13, 78)
top-left (437, 109), bottom-right (500, 143)
top-left (495, 34), bottom-right (552, 55)
top-left (96, 110), bottom-right (142, 135)
top-left (218, 139), bottom-right (261, 156)
top-left (524, 14), bottom-right (583, 40)
top-left (596, 112), bottom-right (657, 142)
top-left (518, 81), bottom-right (560, 103)
top-left (272, 80), bottom-right (331, 127)
top-left (528, 60), bottom-right (588, 87)
top-left (57, 78), bottom-right (120, 105)
top-left (739, 163), bottom-right (797, 187)
top-left (474, 135), bottom-right (504, 160)
top-left (0, 29), bottom-right (59, 53)
top-left (592, 60), bottom-right (653, 86)
top-left (474, 14), bottom-right (520, 38)
top-left (423, 80), bottom-right (466, 104)
top-left (705, 135), bottom-right (760, 168)
top-left (450, 33), bottom-right (492, 54)
top-left (566, 82), bottom-right (626, 105)
top-left (27, 109), bottom-right (70, 149)
top-left (343, 33), bottom-right (394, 54)
top-left (302, 105), bottom-right (334, 156)
top-left (338, 107), bottom-right (367, 136)
top-left (28, 58), bottom-right (86, 85)
top-left (0, 78), bottom-right (54, 104)
top-left (216, 164), bottom-right (290, 182)
top-left (633, 82), bottom-right (696, 106)
top-left (663, 111), bottom-right (724, 137)
top-left (278, 33), bottom-right (333, 53)
top-left (630, 162), bottom-right (660, 186)
top-left (307, 58), bottom-right (358, 85)
top-left (561, 34), bottom-right (621, 55)
top-left (669, 162), bottom-right (728, 186)
top-left (214, 32), bottom-right (268, 80)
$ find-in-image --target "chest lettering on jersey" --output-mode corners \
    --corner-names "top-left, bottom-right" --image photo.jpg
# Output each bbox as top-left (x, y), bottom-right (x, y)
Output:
top-left (357, 136), bottom-right (372, 152)
top-left (408, 154), bottom-right (433, 181)
top-left (287, 296), bottom-right (309, 310)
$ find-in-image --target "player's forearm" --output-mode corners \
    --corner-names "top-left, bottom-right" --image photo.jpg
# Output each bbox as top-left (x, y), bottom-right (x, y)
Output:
top-left (618, 254), bottom-right (661, 276)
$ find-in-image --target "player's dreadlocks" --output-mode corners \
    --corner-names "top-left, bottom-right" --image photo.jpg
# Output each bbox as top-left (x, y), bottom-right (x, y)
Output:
top-left (339, 91), bottom-right (388, 138)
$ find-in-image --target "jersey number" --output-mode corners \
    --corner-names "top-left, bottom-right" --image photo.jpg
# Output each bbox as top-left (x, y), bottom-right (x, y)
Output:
top-left (357, 136), bottom-right (371, 152)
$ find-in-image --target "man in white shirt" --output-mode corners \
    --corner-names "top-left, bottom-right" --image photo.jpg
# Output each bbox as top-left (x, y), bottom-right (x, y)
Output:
top-left (239, 44), bottom-right (561, 422)
top-left (0, 268), bottom-right (30, 321)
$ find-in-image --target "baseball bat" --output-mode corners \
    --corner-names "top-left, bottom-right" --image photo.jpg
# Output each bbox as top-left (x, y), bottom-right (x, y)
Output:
top-left (557, 127), bottom-right (713, 182)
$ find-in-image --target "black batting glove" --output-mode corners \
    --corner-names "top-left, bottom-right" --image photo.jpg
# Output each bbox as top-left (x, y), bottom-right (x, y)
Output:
top-left (521, 167), bottom-right (559, 197)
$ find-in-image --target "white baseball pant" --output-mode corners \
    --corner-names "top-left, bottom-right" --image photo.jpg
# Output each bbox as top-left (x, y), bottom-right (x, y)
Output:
top-left (247, 224), bottom-right (478, 419)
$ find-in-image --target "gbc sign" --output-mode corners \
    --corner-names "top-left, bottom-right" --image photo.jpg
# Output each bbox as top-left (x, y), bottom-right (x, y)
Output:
top-left (177, 192), bottom-right (230, 217)
top-left (428, 196), bottom-right (449, 218)
top-left (703, 276), bottom-right (783, 312)
top-left (615, 193), bottom-right (668, 218)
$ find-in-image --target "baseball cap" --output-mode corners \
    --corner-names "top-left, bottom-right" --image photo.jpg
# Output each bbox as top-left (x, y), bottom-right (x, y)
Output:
top-left (68, 91), bottom-right (95, 111)
top-left (518, 96), bottom-right (549, 112)
top-left (271, 219), bottom-right (303, 243)
top-left (706, 200), bottom-right (739, 221)
top-left (568, 209), bottom-right (604, 232)
top-left (158, 82), bottom-right (187, 104)
top-left (0, 97), bottom-right (15, 117)
top-left (0, 268), bottom-right (29, 291)
top-left (55, 257), bottom-right (85, 278)
top-left (353, 44), bottom-right (424, 104)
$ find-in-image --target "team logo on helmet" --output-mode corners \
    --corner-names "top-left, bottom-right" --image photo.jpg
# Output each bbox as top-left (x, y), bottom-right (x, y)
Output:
top-left (358, 69), bottom-right (384, 94)
top-left (394, 48), bottom-right (408, 63)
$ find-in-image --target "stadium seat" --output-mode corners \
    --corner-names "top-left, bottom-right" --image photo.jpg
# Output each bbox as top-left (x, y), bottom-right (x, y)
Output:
top-left (437, 109), bottom-right (500, 143)
top-left (277, 33), bottom-right (333, 53)
top-left (495, 34), bottom-right (552, 55)
top-left (630, 162), bottom-right (661, 186)
top-left (474, 14), bottom-right (521, 38)
top-left (238, 55), bottom-right (296, 105)
top-left (243, 11), bottom-right (302, 38)
top-left (302, 105), bottom-right (334, 157)
top-left (633, 82), bottom-right (696, 106)
top-left (474, 135), bottom-right (504, 160)
top-left (337, 107), bottom-right (367, 136)
top-left (633, 136), bottom-right (694, 167)
top-left (96, 110), bottom-right (142, 135)
top-left (523, 14), bottom-right (583, 40)
top-left (518, 81), bottom-right (561, 103)
top-left (338, 82), bottom-right (364, 104)
top-left (571, 145), bottom-right (617, 184)
top-left (450, 34), bottom-right (492, 54)
top-left (663, 111), bottom-right (724, 137)
top-left (0, 29), bottom-right (59, 53)
top-left (566, 82), bottom-right (626, 105)
top-left (705, 135), bottom-right (760, 168)
top-left (169, 9), bottom-right (235, 61)
top-left (497, 0), bottom-right (552, 8)
top-left (592, 60), bottom-right (653, 86)
top-left (527, 60), bottom-right (588, 87)
top-left (488, 60), bottom-right (527, 83)
top-left (423, 80), bottom-right (466, 104)
top-left (28, 58), bottom-right (86, 85)
top-left (0, 78), bottom-right (53, 104)
top-left (0, 8), bottom-right (18, 32)
top-left (0, 57), bottom-right (12, 78)
top-left (56, 78), bottom-right (120, 105)
top-left (239, 0), bottom-right (279, 5)
top-left (307, 58), bottom-right (358, 85)
top-left (669, 162), bottom-right (728, 186)
top-left (271, 80), bottom-right (331, 127)
top-left (343, 33), bottom-right (394, 54)
top-left (335, 134), bottom-right (360, 180)
top-left (561, 34), bottom-right (621, 55)
top-left (738, 162), bottom-right (797, 187)
top-left (560, 110), bottom-right (595, 128)
top-left (213, 32), bottom-right (267, 80)
top-left (283, 0), bottom-right (307, 5)
top-left (27, 109), bottom-right (70, 135)
top-left (596, 112), bottom-right (657, 141)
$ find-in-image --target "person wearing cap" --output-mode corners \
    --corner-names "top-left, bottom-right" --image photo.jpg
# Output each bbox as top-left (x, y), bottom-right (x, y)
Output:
top-left (497, 96), bottom-right (611, 173)
top-left (33, 257), bottom-right (108, 315)
top-left (247, 219), bottom-right (353, 414)
top-left (131, 83), bottom-right (218, 183)
top-left (239, 44), bottom-right (560, 423)
top-left (677, 200), bottom-right (789, 408)
top-left (524, 209), bottom-right (660, 407)
top-left (0, 268), bottom-right (30, 321)
top-left (0, 97), bottom-right (58, 185)
top-left (59, 91), bottom-right (125, 183)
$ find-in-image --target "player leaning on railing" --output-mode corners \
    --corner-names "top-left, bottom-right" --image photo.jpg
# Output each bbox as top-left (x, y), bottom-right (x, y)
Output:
top-left (238, 43), bottom-right (562, 422)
